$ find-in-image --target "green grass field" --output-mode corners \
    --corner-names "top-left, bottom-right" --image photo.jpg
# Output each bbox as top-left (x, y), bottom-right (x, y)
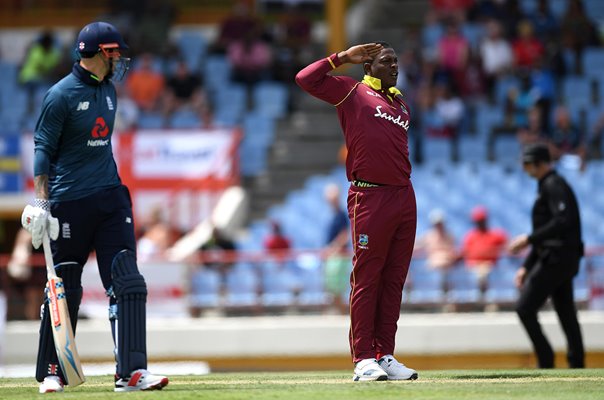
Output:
top-left (2, 369), bottom-right (603, 399)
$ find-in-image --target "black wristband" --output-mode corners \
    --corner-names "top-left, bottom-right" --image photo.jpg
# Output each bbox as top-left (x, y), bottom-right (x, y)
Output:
top-left (34, 198), bottom-right (50, 212)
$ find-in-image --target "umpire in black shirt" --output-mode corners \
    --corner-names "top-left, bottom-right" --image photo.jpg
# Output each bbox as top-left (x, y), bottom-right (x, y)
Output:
top-left (509, 143), bottom-right (585, 368)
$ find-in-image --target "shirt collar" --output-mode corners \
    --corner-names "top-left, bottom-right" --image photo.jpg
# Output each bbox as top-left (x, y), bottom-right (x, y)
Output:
top-left (538, 169), bottom-right (556, 186)
top-left (361, 75), bottom-right (402, 102)
top-left (72, 63), bottom-right (103, 86)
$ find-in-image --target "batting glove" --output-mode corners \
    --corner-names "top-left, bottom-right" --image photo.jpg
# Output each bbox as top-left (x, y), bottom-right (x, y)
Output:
top-left (21, 201), bottom-right (59, 249)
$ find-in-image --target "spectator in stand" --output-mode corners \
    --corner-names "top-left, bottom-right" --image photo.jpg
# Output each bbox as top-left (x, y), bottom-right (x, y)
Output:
top-left (272, 4), bottom-right (313, 82)
top-left (125, 52), bottom-right (165, 112)
top-left (560, 0), bottom-right (601, 73)
top-left (210, 0), bottom-right (263, 55)
top-left (517, 106), bottom-right (546, 146)
top-left (162, 59), bottom-right (210, 127)
top-left (530, 56), bottom-right (557, 132)
top-left (136, 206), bottom-right (179, 263)
top-left (527, 0), bottom-right (560, 43)
top-left (323, 183), bottom-right (351, 314)
top-left (18, 29), bottom-right (62, 112)
top-left (460, 205), bottom-right (508, 282)
top-left (324, 184), bottom-right (349, 252)
top-left (436, 18), bottom-right (469, 80)
top-left (430, 0), bottom-right (474, 20)
top-left (587, 109), bottom-right (604, 160)
top-left (414, 209), bottom-right (458, 270)
top-left (479, 19), bottom-right (514, 98)
top-left (468, 0), bottom-right (525, 40)
top-left (228, 28), bottom-right (273, 88)
top-left (130, 0), bottom-right (177, 57)
top-left (200, 225), bottom-right (236, 280)
top-left (263, 220), bottom-right (291, 252)
top-left (488, 71), bottom-right (537, 160)
top-left (424, 80), bottom-right (465, 161)
top-left (512, 20), bottom-right (545, 70)
top-left (6, 228), bottom-right (46, 320)
top-left (547, 105), bottom-right (587, 170)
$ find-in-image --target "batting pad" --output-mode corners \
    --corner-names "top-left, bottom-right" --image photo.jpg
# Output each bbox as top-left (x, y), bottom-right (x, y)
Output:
top-left (111, 250), bottom-right (148, 378)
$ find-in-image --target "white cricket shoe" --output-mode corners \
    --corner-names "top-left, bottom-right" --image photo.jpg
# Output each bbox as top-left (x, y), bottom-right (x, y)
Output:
top-left (39, 376), bottom-right (64, 393)
top-left (114, 369), bottom-right (169, 392)
top-left (352, 358), bottom-right (388, 381)
top-left (378, 355), bottom-right (418, 380)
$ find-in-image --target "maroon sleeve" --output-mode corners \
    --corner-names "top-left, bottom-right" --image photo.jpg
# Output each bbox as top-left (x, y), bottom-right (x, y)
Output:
top-left (295, 53), bottom-right (357, 105)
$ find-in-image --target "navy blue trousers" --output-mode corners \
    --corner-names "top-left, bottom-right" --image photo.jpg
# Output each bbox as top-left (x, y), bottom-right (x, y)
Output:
top-left (50, 185), bottom-right (137, 292)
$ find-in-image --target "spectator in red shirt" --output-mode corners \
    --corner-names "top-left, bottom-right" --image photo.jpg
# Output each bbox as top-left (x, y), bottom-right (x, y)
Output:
top-left (461, 206), bottom-right (508, 280)
top-left (512, 20), bottom-right (545, 69)
top-left (263, 220), bottom-right (291, 251)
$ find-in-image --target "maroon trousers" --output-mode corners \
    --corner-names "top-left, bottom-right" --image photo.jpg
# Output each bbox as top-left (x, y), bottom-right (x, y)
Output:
top-left (347, 183), bottom-right (416, 363)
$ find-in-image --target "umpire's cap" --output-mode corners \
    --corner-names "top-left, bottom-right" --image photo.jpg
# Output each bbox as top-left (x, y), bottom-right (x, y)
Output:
top-left (522, 143), bottom-right (551, 164)
top-left (76, 22), bottom-right (128, 58)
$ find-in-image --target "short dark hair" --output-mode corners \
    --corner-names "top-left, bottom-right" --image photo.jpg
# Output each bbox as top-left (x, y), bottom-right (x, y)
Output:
top-left (522, 143), bottom-right (551, 164)
top-left (374, 41), bottom-right (392, 49)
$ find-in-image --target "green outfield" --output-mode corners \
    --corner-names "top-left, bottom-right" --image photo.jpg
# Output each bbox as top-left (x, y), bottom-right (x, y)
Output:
top-left (1, 369), bottom-right (603, 399)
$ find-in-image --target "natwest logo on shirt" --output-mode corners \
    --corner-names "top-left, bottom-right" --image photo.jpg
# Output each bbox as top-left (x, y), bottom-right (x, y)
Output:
top-left (87, 116), bottom-right (110, 147)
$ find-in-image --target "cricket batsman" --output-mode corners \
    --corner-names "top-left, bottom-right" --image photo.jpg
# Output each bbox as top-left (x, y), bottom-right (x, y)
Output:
top-left (21, 21), bottom-right (169, 393)
top-left (296, 42), bottom-right (418, 381)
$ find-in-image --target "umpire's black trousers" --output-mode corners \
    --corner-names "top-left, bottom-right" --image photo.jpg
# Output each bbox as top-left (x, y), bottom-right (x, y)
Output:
top-left (516, 257), bottom-right (585, 368)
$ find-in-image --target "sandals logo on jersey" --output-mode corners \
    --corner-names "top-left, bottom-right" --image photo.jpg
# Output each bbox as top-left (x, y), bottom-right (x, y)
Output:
top-left (374, 105), bottom-right (409, 131)
top-left (358, 233), bottom-right (369, 249)
top-left (88, 117), bottom-right (110, 147)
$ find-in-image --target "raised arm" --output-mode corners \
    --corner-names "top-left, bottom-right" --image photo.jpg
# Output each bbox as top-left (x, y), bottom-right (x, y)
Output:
top-left (295, 43), bottom-right (383, 105)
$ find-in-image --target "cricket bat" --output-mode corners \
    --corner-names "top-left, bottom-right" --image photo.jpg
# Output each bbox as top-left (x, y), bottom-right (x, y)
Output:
top-left (42, 233), bottom-right (85, 387)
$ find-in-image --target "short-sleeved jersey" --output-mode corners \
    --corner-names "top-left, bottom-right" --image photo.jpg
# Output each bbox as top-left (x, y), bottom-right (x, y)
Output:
top-left (295, 53), bottom-right (411, 186)
top-left (34, 63), bottom-right (121, 201)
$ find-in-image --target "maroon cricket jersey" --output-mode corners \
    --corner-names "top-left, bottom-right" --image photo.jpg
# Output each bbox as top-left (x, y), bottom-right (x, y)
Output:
top-left (295, 53), bottom-right (412, 186)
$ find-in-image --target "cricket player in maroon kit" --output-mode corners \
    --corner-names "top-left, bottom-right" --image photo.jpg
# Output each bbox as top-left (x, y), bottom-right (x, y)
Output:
top-left (296, 42), bottom-right (418, 382)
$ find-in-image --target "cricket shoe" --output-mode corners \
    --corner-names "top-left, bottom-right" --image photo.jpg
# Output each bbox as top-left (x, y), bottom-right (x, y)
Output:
top-left (352, 358), bottom-right (388, 381)
top-left (114, 369), bottom-right (169, 392)
top-left (378, 355), bottom-right (418, 380)
top-left (39, 376), bottom-right (64, 393)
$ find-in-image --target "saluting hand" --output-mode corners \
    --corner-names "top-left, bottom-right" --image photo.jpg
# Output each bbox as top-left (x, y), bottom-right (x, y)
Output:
top-left (338, 43), bottom-right (383, 64)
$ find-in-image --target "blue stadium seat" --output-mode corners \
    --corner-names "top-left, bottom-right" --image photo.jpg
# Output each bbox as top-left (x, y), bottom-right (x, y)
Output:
top-left (561, 76), bottom-right (592, 110)
top-left (189, 268), bottom-right (222, 309)
top-left (213, 83), bottom-right (247, 126)
top-left (260, 267), bottom-right (297, 309)
top-left (224, 265), bottom-right (260, 310)
top-left (574, 260), bottom-right (590, 305)
top-left (176, 31), bottom-right (207, 72)
top-left (251, 81), bottom-right (289, 118)
top-left (584, 0), bottom-right (604, 20)
top-left (243, 112), bottom-right (275, 147)
top-left (204, 55), bottom-right (232, 92)
top-left (581, 47), bottom-right (604, 80)
top-left (493, 135), bottom-right (521, 165)
top-left (458, 136), bottom-right (487, 163)
top-left (493, 75), bottom-right (520, 106)
top-left (297, 268), bottom-right (330, 309)
top-left (137, 112), bottom-right (165, 129)
top-left (407, 268), bottom-right (446, 307)
top-left (484, 265), bottom-right (518, 306)
top-left (446, 267), bottom-right (482, 305)
top-left (168, 109), bottom-right (201, 129)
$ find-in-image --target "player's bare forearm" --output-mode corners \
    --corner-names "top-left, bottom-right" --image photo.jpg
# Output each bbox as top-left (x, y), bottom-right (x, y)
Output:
top-left (338, 43), bottom-right (383, 65)
top-left (34, 175), bottom-right (50, 200)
